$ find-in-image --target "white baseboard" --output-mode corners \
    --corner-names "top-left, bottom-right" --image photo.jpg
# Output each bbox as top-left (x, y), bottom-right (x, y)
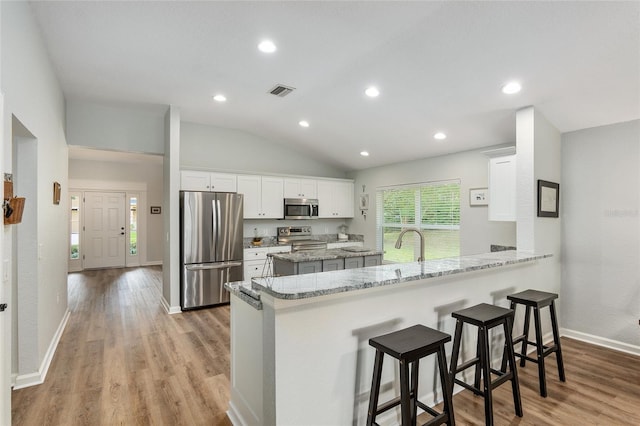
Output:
top-left (142, 260), bottom-right (163, 266)
top-left (13, 308), bottom-right (71, 390)
top-left (227, 401), bottom-right (252, 426)
top-left (160, 296), bottom-right (181, 314)
top-left (561, 328), bottom-right (640, 356)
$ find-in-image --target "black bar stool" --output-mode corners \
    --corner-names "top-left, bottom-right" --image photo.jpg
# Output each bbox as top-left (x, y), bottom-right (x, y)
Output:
top-left (506, 289), bottom-right (565, 397)
top-left (367, 324), bottom-right (455, 426)
top-left (449, 303), bottom-right (522, 425)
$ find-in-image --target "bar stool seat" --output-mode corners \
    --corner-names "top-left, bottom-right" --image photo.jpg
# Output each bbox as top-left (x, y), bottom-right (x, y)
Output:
top-left (367, 324), bottom-right (455, 426)
top-left (449, 303), bottom-right (522, 425)
top-left (506, 289), bottom-right (565, 397)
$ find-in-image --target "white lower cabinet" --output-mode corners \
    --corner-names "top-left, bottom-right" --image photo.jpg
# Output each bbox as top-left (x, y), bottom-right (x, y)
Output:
top-left (243, 246), bottom-right (291, 280)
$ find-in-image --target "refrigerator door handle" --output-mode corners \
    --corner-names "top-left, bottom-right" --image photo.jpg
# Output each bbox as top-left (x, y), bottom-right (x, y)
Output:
top-left (185, 262), bottom-right (243, 271)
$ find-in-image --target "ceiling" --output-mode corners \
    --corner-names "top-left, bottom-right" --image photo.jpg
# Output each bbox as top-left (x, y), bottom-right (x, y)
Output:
top-left (31, 1), bottom-right (639, 171)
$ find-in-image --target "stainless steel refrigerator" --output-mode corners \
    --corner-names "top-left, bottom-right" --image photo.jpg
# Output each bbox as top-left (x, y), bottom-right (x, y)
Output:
top-left (180, 191), bottom-right (244, 309)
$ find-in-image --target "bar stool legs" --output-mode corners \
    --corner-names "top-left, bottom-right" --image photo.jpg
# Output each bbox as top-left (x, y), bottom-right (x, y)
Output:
top-left (507, 290), bottom-right (566, 397)
top-left (367, 325), bottom-right (454, 426)
top-left (449, 303), bottom-right (522, 425)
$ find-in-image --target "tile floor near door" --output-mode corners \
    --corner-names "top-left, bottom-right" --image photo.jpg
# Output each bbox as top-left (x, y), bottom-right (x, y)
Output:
top-left (11, 267), bottom-right (640, 425)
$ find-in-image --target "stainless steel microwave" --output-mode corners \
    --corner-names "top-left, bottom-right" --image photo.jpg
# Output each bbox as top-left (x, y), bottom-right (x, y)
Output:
top-left (284, 198), bottom-right (319, 220)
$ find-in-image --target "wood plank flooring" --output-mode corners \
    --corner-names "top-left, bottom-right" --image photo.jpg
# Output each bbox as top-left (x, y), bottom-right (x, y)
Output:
top-left (11, 267), bottom-right (640, 425)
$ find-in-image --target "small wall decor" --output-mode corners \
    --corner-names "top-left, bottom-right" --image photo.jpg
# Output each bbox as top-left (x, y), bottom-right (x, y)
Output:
top-left (150, 206), bottom-right (161, 214)
top-left (537, 180), bottom-right (559, 218)
top-left (359, 194), bottom-right (369, 211)
top-left (469, 188), bottom-right (488, 206)
top-left (53, 182), bottom-right (61, 205)
top-left (4, 174), bottom-right (25, 225)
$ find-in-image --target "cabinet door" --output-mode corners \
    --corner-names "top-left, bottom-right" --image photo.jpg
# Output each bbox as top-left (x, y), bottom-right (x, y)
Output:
top-left (488, 155), bottom-right (516, 221)
top-left (181, 171), bottom-right (211, 191)
top-left (244, 261), bottom-right (265, 280)
top-left (211, 173), bottom-right (237, 192)
top-left (316, 180), bottom-right (335, 218)
top-left (237, 175), bottom-right (261, 218)
top-left (283, 178), bottom-right (317, 198)
top-left (297, 261), bottom-right (322, 275)
top-left (322, 259), bottom-right (344, 271)
top-left (344, 257), bottom-right (364, 269)
top-left (334, 181), bottom-right (354, 217)
top-left (283, 179), bottom-right (301, 199)
top-left (299, 179), bottom-right (317, 198)
top-left (364, 255), bottom-right (382, 267)
top-left (261, 176), bottom-right (284, 218)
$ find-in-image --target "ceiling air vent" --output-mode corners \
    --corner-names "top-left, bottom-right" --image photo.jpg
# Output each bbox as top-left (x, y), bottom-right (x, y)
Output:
top-left (269, 84), bottom-right (295, 97)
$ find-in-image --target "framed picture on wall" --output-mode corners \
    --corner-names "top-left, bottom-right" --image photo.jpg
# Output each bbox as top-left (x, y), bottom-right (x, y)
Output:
top-left (469, 188), bottom-right (488, 206)
top-left (53, 182), bottom-right (61, 205)
top-left (537, 180), bottom-right (559, 217)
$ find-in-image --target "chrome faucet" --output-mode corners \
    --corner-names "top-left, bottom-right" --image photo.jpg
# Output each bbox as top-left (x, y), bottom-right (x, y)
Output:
top-left (394, 228), bottom-right (426, 262)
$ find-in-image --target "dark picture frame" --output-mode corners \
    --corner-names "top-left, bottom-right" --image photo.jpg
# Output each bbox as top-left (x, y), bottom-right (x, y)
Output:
top-left (537, 180), bottom-right (559, 217)
top-left (150, 206), bottom-right (161, 214)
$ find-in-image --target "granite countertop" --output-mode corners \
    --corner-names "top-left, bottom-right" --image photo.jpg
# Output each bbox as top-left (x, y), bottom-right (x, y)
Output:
top-left (251, 251), bottom-right (552, 302)
top-left (270, 247), bottom-right (383, 262)
top-left (243, 234), bottom-right (364, 249)
top-left (225, 281), bottom-right (263, 310)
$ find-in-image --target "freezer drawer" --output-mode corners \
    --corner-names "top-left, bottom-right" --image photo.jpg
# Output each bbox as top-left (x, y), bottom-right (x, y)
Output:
top-left (181, 261), bottom-right (242, 309)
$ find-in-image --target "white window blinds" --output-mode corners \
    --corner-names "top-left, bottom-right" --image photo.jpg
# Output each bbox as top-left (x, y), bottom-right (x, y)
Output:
top-left (376, 180), bottom-right (460, 262)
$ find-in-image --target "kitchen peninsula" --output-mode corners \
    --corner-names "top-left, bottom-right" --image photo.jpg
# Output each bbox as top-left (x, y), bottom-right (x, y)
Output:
top-left (225, 250), bottom-right (556, 426)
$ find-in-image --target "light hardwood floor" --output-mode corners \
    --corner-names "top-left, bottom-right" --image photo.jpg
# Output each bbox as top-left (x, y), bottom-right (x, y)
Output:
top-left (11, 267), bottom-right (640, 425)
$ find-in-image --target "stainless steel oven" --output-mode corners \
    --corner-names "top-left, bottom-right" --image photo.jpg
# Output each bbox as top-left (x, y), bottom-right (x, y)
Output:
top-left (284, 198), bottom-right (319, 220)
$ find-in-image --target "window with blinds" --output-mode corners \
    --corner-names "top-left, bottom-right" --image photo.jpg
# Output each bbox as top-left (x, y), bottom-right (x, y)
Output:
top-left (376, 180), bottom-right (460, 262)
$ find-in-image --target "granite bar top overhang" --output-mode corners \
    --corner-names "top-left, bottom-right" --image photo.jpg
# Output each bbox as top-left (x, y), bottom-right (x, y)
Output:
top-left (252, 251), bottom-right (552, 301)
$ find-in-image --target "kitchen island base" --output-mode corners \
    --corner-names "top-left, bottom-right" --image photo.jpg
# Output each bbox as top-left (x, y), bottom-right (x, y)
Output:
top-left (227, 252), bottom-right (557, 426)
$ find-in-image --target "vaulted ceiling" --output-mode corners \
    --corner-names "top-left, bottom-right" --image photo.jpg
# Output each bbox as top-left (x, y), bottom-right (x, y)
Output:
top-left (32, 1), bottom-right (639, 171)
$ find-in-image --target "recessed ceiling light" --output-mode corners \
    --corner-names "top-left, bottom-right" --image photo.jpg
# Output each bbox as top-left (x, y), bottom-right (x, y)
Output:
top-left (502, 81), bottom-right (521, 94)
top-left (434, 132), bottom-right (447, 140)
top-left (365, 87), bottom-right (380, 98)
top-left (213, 94), bottom-right (227, 102)
top-left (299, 120), bottom-right (310, 128)
top-left (258, 40), bottom-right (277, 53)
top-left (360, 151), bottom-right (370, 157)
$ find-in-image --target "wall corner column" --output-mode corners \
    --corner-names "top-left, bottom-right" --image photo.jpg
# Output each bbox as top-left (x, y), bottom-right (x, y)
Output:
top-left (516, 106), bottom-right (562, 255)
top-left (163, 105), bottom-right (180, 310)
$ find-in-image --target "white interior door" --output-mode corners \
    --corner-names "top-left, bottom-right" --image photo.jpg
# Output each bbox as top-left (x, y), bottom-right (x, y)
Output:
top-left (83, 192), bottom-right (126, 269)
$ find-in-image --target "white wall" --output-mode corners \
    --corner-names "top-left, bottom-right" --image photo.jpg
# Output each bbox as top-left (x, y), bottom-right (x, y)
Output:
top-left (66, 100), bottom-right (165, 155)
top-left (1, 0), bottom-right (69, 390)
top-left (69, 157), bottom-right (164, 263)
top-left (347, 145), bottom-right (517, 256)
top-left (180, 121), bottom-right (347, 178)
top-left (163, 106), bottom-right (180, 312)
top-left (561, 120), bottom-right (639, 352)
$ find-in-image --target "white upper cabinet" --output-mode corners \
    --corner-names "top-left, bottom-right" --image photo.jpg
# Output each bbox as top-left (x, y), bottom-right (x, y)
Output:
top-left (181, 170), bottom-right (237, 192)
top-left (237, 175), bottom-right (284, 219)
top-left (283, 178), bottom-right (317, 199)
top-left (488, 154), bottom-right (516, 221)
top-left (317, 179), bottom-right (354, 218)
